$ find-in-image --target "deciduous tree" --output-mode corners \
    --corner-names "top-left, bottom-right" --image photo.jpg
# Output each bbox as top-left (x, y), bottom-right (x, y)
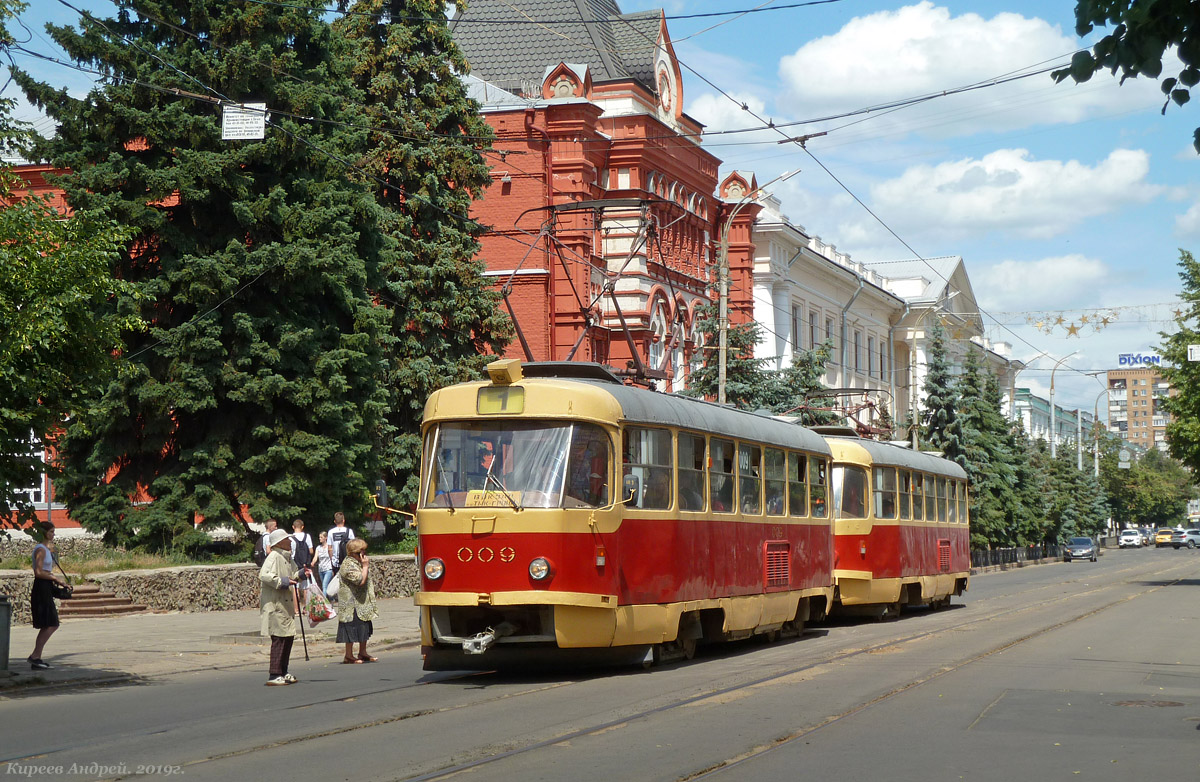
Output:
top-left (1054, 0), bottom-right (1200, 152)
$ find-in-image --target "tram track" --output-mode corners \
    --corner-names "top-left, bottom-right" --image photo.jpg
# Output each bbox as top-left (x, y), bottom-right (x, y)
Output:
top-left (83, 555), bottom-right (1194, 781)
top-left (385, 558), bottom-right (1198, 781)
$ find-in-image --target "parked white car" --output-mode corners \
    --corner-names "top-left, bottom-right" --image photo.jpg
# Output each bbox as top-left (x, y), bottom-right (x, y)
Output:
top-left (1119, 529), bottom-right (1143, 548)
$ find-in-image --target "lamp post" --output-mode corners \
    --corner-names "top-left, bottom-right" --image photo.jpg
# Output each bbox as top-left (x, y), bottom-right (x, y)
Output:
top-left (1048, 351), bottom-right (1078, 459)
top-left (1094, 386), bottom-right (1108, 478)
top-left (1010, 350), bottom-right (1049, 423)
top-left (717, 168), bottom-right (801, 405)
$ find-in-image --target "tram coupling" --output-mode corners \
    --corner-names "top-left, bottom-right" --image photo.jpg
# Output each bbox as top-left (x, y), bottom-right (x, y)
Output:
top-left (462, 621), bottom-right (516, 655)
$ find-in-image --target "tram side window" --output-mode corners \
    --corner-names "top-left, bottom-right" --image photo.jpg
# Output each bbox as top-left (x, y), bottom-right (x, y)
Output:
top-left (946, 479), bottom-right (957, 523)
top-left (788, 452), bottom-right (808, 517)
top-left (739, 443), bottom-right (762, 514)
top-left (623, 427), bottom-right (673, 510)
top-left (710, 438), bottom-right (735, 513)
top-left (764, 449), bottom-right (786, 516)
top-left (874, 467), bottom-right (897, 519)
top-left (897, 470), bottom-right (912, 520)
top-left (911, 473), bottom-right (924, 521)
top-left (935, 477), bottom-right (947, 522)
top-left (678, 433), bottom-right (707, 511)
top-left (833, 465), bottom-right (868, 519)
top-left (924, 472), bottom-right (937, 520)
top-left (957, 481), bottom-right (967, 524)
top-left (809, 456), bottom-right (828, 517)
top-left (566, 425), bottom-right (612, 508)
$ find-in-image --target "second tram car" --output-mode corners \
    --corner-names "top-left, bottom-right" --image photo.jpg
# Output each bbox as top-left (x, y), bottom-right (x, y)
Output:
top-left (824, 432), bottom-right (970, 618)
top-left (415, 360), bottom-right (836, 669)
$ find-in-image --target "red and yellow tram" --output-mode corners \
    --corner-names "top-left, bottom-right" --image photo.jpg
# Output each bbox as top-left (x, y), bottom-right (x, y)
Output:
top-left (415, 360), bottom-right (836, 669)
top-left (825, 433), bottom-right (970, 618)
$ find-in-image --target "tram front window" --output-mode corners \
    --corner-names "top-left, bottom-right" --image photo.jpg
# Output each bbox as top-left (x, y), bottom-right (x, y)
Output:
top-left (424, 422), bottom-right (610, 509)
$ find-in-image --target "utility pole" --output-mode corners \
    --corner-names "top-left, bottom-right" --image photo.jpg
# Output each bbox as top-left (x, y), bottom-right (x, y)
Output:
top-left (717, 169), bottom-right (801, 405)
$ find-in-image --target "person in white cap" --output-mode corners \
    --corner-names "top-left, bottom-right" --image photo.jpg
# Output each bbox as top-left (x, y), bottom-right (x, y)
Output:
top-left (259, 528), bottom-right (300, 686)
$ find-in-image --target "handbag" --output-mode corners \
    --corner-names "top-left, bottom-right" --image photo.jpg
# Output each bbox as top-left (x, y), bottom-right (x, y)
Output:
top-left (304, 582), bottom-right (337, 627)
top-left (325, 573), bottom-right (341, 599)
top-left (51, 560), bottom-right (73, 600)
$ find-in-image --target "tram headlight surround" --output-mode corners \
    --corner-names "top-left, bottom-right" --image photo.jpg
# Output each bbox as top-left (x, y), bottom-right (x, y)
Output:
top-left (528, 556), bottom-right (554, 581)
top-left (424, 558), bottom-right (445, 581)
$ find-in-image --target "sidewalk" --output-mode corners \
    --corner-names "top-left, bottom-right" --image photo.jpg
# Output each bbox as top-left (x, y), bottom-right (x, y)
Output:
top-left (1, 597), bottom-right (422, 694)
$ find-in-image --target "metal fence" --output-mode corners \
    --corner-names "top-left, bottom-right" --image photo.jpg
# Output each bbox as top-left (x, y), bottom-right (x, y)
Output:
top-left (970, 544), bottom-right (1061, 568)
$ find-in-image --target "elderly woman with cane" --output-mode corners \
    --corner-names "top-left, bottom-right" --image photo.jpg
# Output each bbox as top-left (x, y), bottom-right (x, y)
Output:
top-left (259, 529), bottom-right (307, 686)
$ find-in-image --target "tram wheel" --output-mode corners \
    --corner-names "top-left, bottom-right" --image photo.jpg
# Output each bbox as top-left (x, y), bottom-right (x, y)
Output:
top-left (880, 602), bottom-right (901, 621)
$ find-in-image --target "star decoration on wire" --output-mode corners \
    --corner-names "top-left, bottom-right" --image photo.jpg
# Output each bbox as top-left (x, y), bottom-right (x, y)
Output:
top-left (1024, 309), bottom-right (1120, 336)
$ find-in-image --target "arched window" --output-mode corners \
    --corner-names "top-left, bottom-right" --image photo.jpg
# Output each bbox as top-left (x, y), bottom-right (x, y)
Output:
top-left (648, 299), bottom-right (669, 373)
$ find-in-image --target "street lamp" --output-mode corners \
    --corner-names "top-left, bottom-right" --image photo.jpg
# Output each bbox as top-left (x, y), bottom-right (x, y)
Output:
top-left (1048, 351), bottom-right (1078, 459)
top-left (1009, 350), bottom-right (1049, 423)
top-left (717, 168), bottom-right (801, 404)
top-left (1093, 385), bottom-right (1109, 477)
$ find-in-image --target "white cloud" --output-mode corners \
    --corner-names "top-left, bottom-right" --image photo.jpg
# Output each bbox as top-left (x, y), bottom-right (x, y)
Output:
top-left (776, 2), bottom-right (1163, 139)
top-left (1176, 200), bottom-right (1200, 237)
top-left (868, 148), bottom-right (1161, 240)
top-left (974, 255), bottom-right (1110, 312)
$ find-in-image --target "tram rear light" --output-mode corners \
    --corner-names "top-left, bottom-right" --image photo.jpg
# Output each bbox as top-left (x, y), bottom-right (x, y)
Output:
top-left (595, 545), bottom-right (607, 567)
top-left (424, 558), bottom-right (445, 580)
top-left (529, 557), bottom-right (553, 581)
top-left (860, 541), bottom-right (867, 557)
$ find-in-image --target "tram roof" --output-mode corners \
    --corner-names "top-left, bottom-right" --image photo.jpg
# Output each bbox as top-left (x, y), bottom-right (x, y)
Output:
top-left (564, 378), bottom-right (832, 456)
top-left (825, 436), bottom-right (968, 479)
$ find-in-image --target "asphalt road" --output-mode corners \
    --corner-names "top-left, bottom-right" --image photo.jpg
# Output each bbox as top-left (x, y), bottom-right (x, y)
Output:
top-left (2, 547), bottom-right (1199, 782)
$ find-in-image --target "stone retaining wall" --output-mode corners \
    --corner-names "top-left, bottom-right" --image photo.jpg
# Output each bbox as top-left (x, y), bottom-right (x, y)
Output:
top-left (0, 555), bottom-right (418, 625)
top-left (0, 534), bottom-right (111, 562)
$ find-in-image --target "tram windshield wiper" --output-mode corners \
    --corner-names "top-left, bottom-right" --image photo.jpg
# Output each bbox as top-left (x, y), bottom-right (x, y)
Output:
top-left (484, 470), bottom-right (521, 510)
top-left (435, 454), bottom-right (455, 510)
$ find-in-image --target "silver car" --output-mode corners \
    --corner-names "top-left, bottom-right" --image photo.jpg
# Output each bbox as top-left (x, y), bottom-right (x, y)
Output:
top-left (1170, 529), bottom-right (1200, 549)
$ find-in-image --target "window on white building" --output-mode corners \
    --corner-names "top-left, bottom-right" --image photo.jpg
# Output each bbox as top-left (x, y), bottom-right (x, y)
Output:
top-left (809, 311), bottom-right (818, 350)
top-left (791, 305), bottom-right (802, 351)
top-left (854, 330), bottom-right (862, 371)
top-left (867, 336), bottom-right (875, 377)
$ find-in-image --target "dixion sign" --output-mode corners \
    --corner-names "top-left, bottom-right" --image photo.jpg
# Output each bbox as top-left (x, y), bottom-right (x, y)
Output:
top-left (1118, 353), bottom-right (1162, 366)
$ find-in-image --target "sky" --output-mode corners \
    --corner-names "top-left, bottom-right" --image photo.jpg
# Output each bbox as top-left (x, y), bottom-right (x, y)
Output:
top-left (7, 0), bottom-right (1198, 419)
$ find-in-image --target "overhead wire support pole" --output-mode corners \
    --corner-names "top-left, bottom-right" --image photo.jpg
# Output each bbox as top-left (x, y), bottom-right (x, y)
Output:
top-left (717, 168), bottom-right (802, 405)
top-left (1048, 351), bottom-right (1078, 459)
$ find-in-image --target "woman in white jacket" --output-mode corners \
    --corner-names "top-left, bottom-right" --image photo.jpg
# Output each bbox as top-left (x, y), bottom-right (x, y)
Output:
top-left (259, 529), bottom-right (301, 686)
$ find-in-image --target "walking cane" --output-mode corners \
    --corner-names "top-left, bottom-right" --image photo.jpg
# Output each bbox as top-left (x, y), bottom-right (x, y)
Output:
top-left (294, 581), bottom-right (310, 662)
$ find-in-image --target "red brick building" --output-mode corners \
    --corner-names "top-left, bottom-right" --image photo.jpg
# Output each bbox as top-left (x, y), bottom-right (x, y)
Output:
top-left (451, 1), bottom-right (757, 391)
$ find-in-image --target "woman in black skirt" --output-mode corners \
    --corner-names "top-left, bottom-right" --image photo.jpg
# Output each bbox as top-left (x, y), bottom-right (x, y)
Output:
top-left (29, 522), bottom-right (67, 670)
top-left (336, 538), bottom-right (379, 663)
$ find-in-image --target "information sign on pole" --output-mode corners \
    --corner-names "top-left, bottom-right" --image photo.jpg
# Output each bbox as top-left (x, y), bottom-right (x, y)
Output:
top-left (221, 102), bottom-right (267, 140)
top-left (1189, 344), bottom-right (1200, 362)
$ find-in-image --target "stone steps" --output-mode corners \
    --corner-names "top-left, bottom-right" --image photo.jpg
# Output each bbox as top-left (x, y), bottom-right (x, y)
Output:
top-left (58, 582), bottom-right (150, 618)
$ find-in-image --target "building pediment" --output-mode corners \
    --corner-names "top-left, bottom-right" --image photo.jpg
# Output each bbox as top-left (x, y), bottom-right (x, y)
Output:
top-left (541, 62), bottom-right (592, 100)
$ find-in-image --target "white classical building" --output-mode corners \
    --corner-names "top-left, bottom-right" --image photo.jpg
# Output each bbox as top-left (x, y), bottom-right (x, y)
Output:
top-left (749, 193), bottom-right (1021, 435)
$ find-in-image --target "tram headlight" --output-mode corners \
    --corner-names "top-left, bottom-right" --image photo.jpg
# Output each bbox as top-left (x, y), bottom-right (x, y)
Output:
top-left (423, 558), bottom-right (445, 581)
top-left (528, 556), bottom-right (553, 581)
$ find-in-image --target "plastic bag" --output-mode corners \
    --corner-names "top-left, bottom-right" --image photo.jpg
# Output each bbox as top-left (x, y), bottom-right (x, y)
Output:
top-left (325, 573), bottom-right (341, 599)
top-left (304, 581), bottom-right (336, 627)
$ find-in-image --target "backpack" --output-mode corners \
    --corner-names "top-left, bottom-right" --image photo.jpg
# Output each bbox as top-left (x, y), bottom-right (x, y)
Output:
top-left (252, 534), bottom-right (268, 567)
top-left (329, 528), bottom-right (350, 568)
top-left (292, 534), bottom-right (312, 567)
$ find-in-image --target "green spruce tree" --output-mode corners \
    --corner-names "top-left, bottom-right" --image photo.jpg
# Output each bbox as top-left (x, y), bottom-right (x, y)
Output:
top-left (1158, 250), bottom-right (1200, 473)
top-left (335, 0), bottom-right (510, 509)
top-left (16, 0), bottom-right (394, 547)
top-left (684, 304), bottom-right (774, 409)
top-left (920, 319), bottom-right (965, 467)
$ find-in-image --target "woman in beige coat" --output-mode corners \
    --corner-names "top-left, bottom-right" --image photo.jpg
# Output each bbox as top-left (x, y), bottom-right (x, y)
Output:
top-left (259, 529), bottom-right (300, 685)
top-left (337, 538), bottom-right (379, 663)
